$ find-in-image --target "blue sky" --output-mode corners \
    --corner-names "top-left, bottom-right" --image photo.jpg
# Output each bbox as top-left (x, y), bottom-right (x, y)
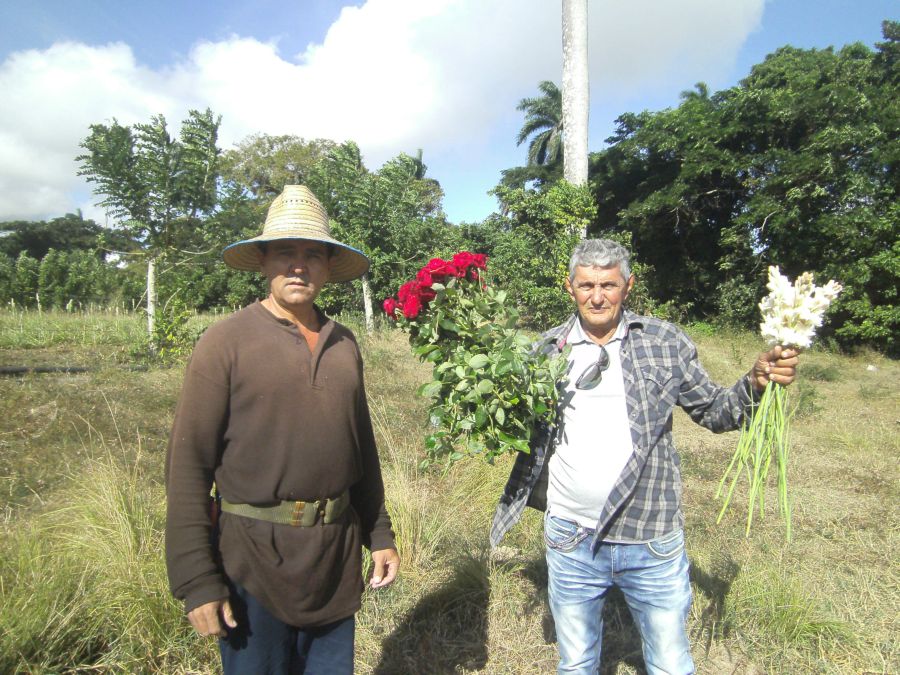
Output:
top-left (0, 0), bottom-right (894, 226)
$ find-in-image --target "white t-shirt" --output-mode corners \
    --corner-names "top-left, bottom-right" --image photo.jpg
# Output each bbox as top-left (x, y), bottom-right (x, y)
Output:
top-left (546, 317), bottom-right (635, 528)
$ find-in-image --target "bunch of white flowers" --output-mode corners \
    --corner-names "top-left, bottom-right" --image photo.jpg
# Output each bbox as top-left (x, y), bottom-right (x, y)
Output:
top-left (717, 266), bottom-right (842, 541)
top-left (759, 266), bottom-right (843, 348)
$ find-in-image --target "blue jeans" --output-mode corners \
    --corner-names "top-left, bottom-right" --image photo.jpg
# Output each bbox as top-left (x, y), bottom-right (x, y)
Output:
top-left (545, 514), bottom-right (694, 675)
top-left (220, 581), bottom-right (355, 675)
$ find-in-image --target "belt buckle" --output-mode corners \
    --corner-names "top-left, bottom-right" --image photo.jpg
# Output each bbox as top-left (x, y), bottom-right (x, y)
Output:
top-left (290, 500), bottom-right (306, 527)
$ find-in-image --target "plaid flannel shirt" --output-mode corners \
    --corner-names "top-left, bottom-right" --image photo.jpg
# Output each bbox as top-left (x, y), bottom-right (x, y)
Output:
top-left (490, 310), bottom-right (756, 547)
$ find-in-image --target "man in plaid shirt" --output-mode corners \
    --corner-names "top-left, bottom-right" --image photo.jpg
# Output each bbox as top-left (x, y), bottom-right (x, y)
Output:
top-left (491, 239), bottom-right (799, 674)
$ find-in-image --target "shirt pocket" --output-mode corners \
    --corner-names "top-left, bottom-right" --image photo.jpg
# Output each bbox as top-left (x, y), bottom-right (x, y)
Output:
top-left (642, 365), bottom-right (678, 410)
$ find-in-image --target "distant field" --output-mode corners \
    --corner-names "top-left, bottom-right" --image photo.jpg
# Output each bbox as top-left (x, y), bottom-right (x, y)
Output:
top-left (0, 309), bottom-right (897, 673)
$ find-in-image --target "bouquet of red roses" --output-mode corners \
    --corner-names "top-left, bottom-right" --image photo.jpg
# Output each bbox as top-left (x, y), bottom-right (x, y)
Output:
top-left (384, 252), bottom-right (568, 466)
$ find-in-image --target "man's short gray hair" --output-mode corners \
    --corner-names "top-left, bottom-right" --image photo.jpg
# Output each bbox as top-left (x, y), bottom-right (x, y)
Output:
top-left (568, 239), bottom-right (632, 281)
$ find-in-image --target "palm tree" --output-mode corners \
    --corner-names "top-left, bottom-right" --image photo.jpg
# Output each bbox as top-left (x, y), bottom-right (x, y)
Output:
top-left (679, 81), bottom-right (710, 102)
top-left (562, 0), bottom-right (589, 193)
top-left (516, 81), bottom-right (563, 167)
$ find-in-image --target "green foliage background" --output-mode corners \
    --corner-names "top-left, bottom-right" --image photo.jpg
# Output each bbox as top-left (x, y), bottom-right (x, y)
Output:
top-left (589, 21), bottom-right (898, 353)
top-left (1, 21), bottom-right (896, 354)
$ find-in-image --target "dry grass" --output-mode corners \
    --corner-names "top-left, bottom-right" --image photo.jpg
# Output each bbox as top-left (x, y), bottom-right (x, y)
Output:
top-left (0, 311), bottom-right (897, 673)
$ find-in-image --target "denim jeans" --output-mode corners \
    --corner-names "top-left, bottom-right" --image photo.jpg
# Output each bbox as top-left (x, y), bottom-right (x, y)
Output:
top-left (545, 513), bottom-right (694, 675)
top-left (220, 581), bottom-right (355, 675)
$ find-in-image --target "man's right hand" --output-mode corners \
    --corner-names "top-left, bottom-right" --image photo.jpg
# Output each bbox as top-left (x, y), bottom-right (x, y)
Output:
top-left (187, 599), bottom-right (237, 637)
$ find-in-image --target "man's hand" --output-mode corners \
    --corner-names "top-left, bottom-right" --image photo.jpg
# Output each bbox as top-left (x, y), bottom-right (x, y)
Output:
top-left (370, 547), bottom-right (400, 589)
top-left (187, 599), bottom-right (237, 637)
top-left (750, 345), bottom-right (800, 392)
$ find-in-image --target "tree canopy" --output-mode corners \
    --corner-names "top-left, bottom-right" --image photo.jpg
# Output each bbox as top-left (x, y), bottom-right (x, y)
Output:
top-left (77, 109), bottom-right (221, 253)
top-left (589, 21), bottom-right (899, 353)
top-left (0, 212), bottom-right (134, 260)
top-left (516, 81), bottom-right (564, 167)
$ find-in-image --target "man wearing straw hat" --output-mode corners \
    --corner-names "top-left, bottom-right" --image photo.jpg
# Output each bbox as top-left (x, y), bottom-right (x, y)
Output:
top-left (165, 185), bottom-right (399, 674)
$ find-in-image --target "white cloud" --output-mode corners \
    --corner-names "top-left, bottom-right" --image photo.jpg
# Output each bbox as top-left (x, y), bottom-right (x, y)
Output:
top-left (0, 0), bottom-right (763, 222)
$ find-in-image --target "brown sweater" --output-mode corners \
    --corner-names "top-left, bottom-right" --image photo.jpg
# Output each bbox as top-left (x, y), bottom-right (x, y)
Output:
top-left (165, 301), bottom-right (394, 627)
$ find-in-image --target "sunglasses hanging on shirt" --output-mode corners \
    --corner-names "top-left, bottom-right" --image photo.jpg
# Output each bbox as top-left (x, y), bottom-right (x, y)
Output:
top-left (575, 345), bottom-right (610, 390)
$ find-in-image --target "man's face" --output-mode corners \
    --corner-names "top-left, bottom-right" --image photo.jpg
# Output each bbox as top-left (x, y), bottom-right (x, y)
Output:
top-left (260, 240), bottom-right (332, 311)
top-left (565, 264), bottom-right (634, 340)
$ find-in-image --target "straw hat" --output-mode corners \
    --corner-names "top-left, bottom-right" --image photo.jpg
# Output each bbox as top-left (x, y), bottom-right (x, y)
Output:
top-left (223, 185), bottom-right (369, 282)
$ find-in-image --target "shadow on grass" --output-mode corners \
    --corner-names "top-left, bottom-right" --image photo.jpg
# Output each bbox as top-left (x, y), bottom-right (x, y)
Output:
top-left (690, 555), bottom-right (740, 655)
top-left (373, 552), bottom-right (741, 673)
top-left (518, 556), bottom-right (646, 675)
top-left (374, 554), bottom-right (490, 674)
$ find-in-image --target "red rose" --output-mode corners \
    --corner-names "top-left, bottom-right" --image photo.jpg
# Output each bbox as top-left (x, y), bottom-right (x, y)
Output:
top-left (402, 293), bottom-right (422, 319)
top-left (416, 268), bottom-right (433, 286)
top-left (397, 279), bottom-right (436, 316)
top-left (383, 298), bottom-right (398, 318)
top-left (423, 258), bottom-right (458, 281)
top-left (451, 251), bottom-right (475, 270)
top-left (397, 280), bottom-right (419, 303)
top-left (471, 253), bottom-right (487, 269)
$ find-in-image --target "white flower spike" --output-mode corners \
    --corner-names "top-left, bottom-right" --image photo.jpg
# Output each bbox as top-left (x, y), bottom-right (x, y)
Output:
top-left (759, 266), bottom-right (842, 349)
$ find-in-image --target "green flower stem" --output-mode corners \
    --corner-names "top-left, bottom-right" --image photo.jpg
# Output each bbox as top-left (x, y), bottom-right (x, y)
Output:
top-left (716, 381), bottom-right (793, 541)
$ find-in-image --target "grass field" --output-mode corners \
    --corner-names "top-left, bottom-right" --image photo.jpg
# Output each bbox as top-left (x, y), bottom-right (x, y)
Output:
top-left (0, 309), bottom-right (897, 673)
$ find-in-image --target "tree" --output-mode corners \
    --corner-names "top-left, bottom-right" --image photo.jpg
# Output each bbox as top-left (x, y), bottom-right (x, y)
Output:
top-left (562, 0), bottom-right (589, 205)
top-left (516, 81), bottom-right (564, 167)
top-left (13, 252), bottom-right (39, 307)
top-left (589, 22), bottom-right (899, 353)
top-left (307, 142), bottom-right (453, 328)
top-left (38, 249), bottom-right (67, 308)
top-left (0, 255), bottom-right (14, 305)
top-left (478, 181), bottom-right (594, 327)
top-left (220, 135), bottom-right (337, 198)
top-left (0, 212), bottom-right (124, 260)
top-left (77, 109), bottom-right (221, 343)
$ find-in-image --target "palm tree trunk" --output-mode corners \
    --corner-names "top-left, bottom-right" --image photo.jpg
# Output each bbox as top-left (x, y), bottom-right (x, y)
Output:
top-left (562, 0), bottom-right (590, 234)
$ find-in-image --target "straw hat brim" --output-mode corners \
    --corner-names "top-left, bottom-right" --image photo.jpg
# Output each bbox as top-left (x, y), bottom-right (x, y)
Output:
top-left (223, 234), bottom-right (370, 283)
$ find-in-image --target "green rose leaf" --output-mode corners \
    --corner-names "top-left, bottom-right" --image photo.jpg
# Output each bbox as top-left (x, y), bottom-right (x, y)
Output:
top-left (418, 380), bottom-right (443, 397)
top-left (475, 379), bottom-right (494, 395)
top-left (475, 407), bottom-right (487, 427)
top-left (468, 353), bottom-right (490, 370)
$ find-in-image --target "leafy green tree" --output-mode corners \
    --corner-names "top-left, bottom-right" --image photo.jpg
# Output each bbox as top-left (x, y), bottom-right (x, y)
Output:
top-left (589, 22), bottom-right (899, 353)
top-left (38, 249), bottom-right (67, 308)
top-left (220, 134), bottom-right (337, 198)
top-left (589, 86), bottom-right (742, 318)
top-left (474, 181), bottom-right (593, 327)
top-left (77, 109), bottom-right (221, 342)
top-left (307, 142), bottom-right (454, 324)
top-left (64, 250), bottom-right (117, 308)
top-left (0, 255), bottom-right (14, 305)
top-left (0, 212), bottom-right (130, 260)
top-left (14, 252), bottom-right (39, 307)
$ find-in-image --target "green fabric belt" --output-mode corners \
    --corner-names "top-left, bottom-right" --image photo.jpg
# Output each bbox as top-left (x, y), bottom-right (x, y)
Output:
top-left (220, 490), bottom-right (350, 527)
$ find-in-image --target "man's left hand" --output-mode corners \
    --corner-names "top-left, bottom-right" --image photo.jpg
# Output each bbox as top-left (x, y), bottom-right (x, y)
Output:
top-left (370, 548), bottom-right (400, 589)
top-left (750, 345), bottom-right (800, 392)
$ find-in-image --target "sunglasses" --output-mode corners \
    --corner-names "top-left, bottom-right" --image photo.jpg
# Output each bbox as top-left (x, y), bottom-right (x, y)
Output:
top-left (575, 345), bottom-right (610, 390)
